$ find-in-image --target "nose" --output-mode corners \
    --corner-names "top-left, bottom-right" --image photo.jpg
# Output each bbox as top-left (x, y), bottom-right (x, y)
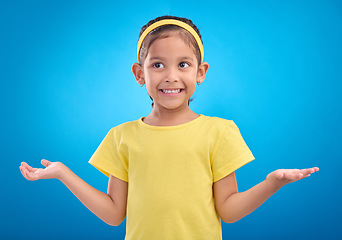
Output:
top-left (165, 67), bottom-right (179, 82)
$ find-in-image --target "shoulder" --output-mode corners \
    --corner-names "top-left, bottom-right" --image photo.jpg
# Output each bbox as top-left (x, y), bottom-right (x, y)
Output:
top-left (107, 118), bottom-right (142, 135)
top-left (201, 115), bottom-right (247, 140)
top-left (201, 115), bottom-right (237, 129)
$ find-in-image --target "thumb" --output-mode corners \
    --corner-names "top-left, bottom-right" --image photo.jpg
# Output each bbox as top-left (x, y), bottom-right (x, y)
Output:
top-left (41, 159), bottom-right (51, 167)
top-left (277, 172), bottom-right (285, 179)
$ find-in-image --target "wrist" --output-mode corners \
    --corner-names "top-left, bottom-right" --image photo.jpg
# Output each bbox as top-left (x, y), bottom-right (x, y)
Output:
top-left (265, 177), bottom-right (285, 192)
top-left (57, 162), bottom-right (69, 181)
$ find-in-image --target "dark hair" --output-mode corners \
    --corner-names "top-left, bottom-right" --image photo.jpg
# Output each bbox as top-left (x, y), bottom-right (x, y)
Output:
top-left (138, 15), bottom-right (203, 66)
top-left (138, 15), bottom-right (202, 107)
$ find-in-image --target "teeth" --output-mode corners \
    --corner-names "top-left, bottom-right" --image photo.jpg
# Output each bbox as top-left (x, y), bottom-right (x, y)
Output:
top-left (162, 89), bottom-right (181, 94)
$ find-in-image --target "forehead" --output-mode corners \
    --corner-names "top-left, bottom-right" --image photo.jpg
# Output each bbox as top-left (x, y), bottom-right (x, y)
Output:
top-left (147, 34), bottom-right (196, 59)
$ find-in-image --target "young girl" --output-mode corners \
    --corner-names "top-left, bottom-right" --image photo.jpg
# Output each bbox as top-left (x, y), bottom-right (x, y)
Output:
top-left (19, 15), bottom-right (319, 240)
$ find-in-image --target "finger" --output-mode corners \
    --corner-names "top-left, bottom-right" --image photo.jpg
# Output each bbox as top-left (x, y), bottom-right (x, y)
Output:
top-left (299, 169), bottom-right (313, 177)
top-left (22, 162), bottom-right (38, 173)
top-left (300, 167), bottom-right (319, 176)
top-left (25, 169), bottom-right (39, 181)
top-left (277, 170), bottom-right (285, 179)
top-left (19, 165), bottom-right (28, 176)
top-left (21, 162), bottom-right (28, 169)
top-left (41, 159), bottom-right (51, 167)
top-left (283, 171), bottom-right (303, 181)
top-left (23, 168), bottom-right (30, 180)
top-left (19, 166), bottom-right (28, 179)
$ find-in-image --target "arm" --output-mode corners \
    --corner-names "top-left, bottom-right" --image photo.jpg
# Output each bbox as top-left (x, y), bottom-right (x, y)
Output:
top-left (213, 167), bottom-right (319, 223)
top-left (19, 160), bottom-right (128, 226)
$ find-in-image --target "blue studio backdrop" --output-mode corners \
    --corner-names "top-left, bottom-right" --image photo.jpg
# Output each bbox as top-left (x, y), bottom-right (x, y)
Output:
top-left (1, 0), bottom-right (341, 239)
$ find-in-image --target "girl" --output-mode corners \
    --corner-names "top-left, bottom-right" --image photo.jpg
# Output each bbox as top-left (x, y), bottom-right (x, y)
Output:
top-left (19, 15), bottom-right (319, 240)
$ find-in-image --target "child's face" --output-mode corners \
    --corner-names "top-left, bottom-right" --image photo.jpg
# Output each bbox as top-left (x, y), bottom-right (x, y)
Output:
top-left (141, 34), bottom-right (201, 111)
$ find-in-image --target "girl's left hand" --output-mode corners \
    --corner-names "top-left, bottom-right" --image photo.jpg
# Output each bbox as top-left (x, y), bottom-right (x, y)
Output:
top-left (266, 167), bottom-right (319, 187)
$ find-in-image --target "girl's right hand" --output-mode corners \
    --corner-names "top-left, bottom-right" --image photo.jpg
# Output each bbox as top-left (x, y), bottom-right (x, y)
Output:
top-left (19, 160), bottom-right (65, 181)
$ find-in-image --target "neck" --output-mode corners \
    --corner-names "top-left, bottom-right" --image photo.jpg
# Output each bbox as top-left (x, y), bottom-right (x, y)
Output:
top-left (143, 104), bottom-right (199, 126)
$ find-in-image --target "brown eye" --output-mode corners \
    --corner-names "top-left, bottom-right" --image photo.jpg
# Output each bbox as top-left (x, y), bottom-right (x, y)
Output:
top-left (153, 62), bottom-right (164, 68)
top-left (179, 62), bottom-right (189, 68)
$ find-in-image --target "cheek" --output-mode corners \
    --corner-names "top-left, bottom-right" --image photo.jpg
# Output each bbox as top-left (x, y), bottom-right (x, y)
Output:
top-left (145, 82), bottom-right (157, 96)
top-left (186, 72), bottom-right (198, 84)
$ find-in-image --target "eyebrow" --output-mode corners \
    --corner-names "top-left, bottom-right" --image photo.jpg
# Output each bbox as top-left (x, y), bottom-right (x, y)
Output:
top-left (149, 57), bottom-right (166, 61)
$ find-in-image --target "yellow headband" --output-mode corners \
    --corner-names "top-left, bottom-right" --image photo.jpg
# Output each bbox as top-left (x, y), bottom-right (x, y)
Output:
top-left (137, 19), bottom-right (204, 63)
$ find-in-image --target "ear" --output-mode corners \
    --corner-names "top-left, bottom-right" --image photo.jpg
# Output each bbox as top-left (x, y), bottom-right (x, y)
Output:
top-left (196, 62), bottom-right (209, 84)
top-left (132, 63), bottom-right (145, 85)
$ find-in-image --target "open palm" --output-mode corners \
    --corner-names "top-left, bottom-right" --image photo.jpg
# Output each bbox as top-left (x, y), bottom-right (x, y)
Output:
top-left (266, 167), bottom-right (319, 187)
top-left (19, 160), bottom-right (64, 180)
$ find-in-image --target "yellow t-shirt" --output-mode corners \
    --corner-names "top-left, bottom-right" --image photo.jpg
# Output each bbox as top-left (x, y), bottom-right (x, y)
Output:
top-left (89, 115), bottom-right (254, 240)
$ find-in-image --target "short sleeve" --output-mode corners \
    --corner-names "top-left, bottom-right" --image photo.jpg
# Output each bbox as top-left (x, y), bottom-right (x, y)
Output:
top-left (88, 128), bottom-right (128, 182)
top-left (212, 121), bottom-right (255, 182)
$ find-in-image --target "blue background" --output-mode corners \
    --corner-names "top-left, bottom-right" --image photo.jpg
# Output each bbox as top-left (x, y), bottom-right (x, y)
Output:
top-left (1, 0), bottom-right (341, 239)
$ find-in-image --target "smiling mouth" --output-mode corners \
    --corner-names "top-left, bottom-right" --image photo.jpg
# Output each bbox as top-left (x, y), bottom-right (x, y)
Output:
top-left (160, 89), bottom-right (183, 94)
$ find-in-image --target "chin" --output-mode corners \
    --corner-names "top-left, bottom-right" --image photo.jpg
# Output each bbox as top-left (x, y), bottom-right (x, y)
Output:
top-left (160, 103), bottom-right (189, 110)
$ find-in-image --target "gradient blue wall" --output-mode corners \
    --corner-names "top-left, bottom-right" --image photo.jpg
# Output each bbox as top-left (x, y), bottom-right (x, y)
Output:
top-left (1, 0), bottom-right (341, 239)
